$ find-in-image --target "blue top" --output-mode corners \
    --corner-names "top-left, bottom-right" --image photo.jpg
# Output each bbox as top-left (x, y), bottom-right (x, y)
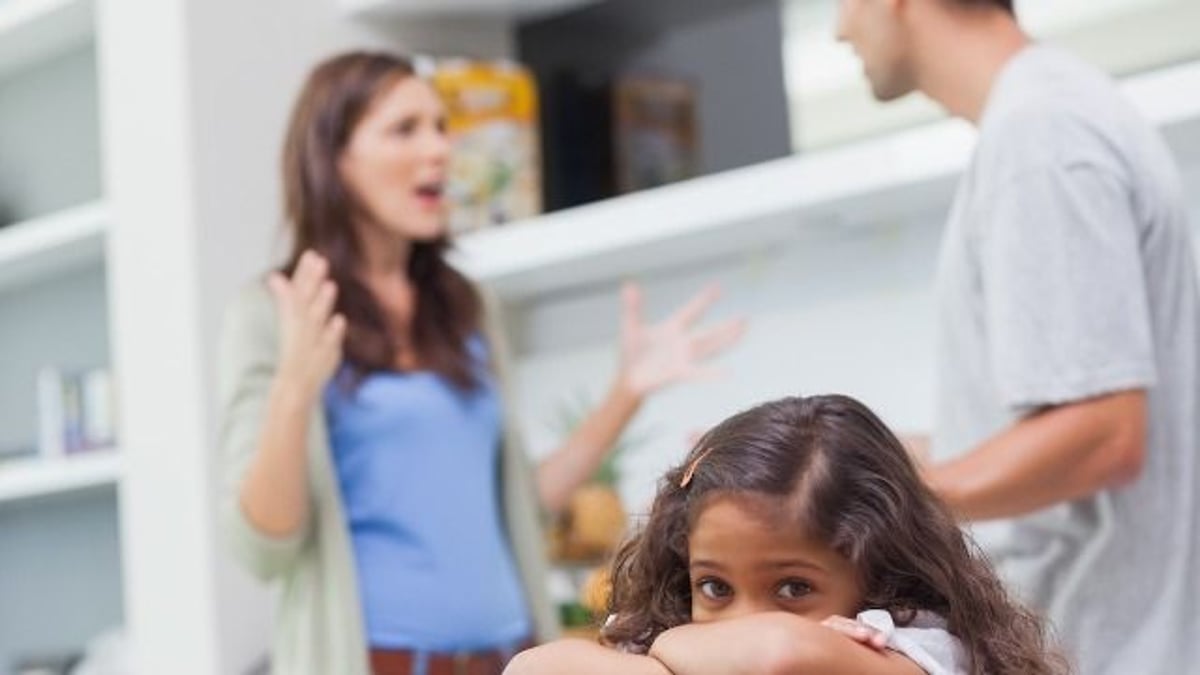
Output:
top-left (323, 338), bottom-right (531, 651)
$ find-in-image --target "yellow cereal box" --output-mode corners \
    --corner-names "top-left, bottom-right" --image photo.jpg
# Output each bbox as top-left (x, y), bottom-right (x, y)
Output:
top-left (431, 59), bottom-right (542, 233)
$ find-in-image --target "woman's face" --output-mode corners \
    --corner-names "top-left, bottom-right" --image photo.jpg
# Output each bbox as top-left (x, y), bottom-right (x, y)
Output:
top-left (687, 495), bottom-right (863, 623)
top-left (339, 76), bottom-right (450, 243)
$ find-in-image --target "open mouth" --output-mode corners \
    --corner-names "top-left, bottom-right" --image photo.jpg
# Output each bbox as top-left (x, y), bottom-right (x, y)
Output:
top-left (414, 181), bottom-right (445, 207)
top-left (417, 181), bottom-right (446, 196)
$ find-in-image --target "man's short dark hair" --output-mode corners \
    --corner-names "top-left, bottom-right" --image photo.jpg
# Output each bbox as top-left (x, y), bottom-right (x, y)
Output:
top-left (952, 0), bottom-right (1015, 13)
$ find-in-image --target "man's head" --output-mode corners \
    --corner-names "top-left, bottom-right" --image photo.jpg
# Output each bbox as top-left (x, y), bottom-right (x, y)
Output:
top-left (837, 0), bottom-right (1016, 102)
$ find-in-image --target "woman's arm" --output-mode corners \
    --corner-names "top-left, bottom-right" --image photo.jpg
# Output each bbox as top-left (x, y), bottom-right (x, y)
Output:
top-left (650, 613), bottom-right (924, 675)
top-left (504, 640), bottom-right (674, 675)
top-left (535, 378), bottom-right (644, 514)
top-left (239, 252), bottom-right (345, 536)
top-left (536, 284), bottom-right (745, 513)
top-left (238, 374), bottom-right (321, 536)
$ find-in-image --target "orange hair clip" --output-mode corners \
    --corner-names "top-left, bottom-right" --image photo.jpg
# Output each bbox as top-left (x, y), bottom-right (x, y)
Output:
top-left (679, 447), bottom-right (715, 488)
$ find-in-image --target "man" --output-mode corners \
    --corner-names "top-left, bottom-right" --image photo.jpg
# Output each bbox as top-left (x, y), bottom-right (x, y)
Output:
top-left (838, 0), bottom-right (1199, 671)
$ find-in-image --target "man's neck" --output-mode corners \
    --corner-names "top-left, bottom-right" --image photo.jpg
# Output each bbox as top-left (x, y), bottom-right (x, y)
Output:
top-left (912, 11), bottom-right (1030, 125)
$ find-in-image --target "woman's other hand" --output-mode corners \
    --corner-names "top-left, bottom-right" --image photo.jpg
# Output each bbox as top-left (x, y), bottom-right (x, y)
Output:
top-left (616, 283), bottom-right (746, 397)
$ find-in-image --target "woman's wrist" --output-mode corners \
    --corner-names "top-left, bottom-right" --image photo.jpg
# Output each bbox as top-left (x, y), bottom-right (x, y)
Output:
top-left (609, 374), bottom-right (648, 410)
top-left (270, 372), bottom-right (321, 413)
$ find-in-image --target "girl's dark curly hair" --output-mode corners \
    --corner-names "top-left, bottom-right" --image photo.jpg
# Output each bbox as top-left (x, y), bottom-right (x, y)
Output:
top-left (603, 394), bottom-right (1068, 675)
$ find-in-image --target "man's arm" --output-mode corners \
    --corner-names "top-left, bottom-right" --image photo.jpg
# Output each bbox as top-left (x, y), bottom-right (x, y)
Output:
top-left (925, 390), bottom-right (1146, 521)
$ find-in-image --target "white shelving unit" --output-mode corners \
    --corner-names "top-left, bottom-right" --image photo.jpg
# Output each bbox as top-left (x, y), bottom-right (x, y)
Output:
top-left (452, 59), bottom-right (1200, 300)
top-left (0, 0), bottom-right (93, 80)
top-left (0, 201), bottom-right (107, 293)
top-left (0, 0), bottom-right (122, 671)
top-left (0, 451), bottom-right (121, 506)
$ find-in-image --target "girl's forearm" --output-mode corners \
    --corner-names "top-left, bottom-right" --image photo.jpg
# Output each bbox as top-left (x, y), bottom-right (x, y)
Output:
top-left (504, 639), bottom-right (673, 675)
top-left (535, 379), bottom-right (643, 514)
top-left (650, 614), bottom-right (923, 675)
top-left (651, 617), bottom-right (795, 675)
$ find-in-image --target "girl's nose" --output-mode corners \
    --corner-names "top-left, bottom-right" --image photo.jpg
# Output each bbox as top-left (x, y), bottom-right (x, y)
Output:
top-left (725, 595), bottom-right (776, 621)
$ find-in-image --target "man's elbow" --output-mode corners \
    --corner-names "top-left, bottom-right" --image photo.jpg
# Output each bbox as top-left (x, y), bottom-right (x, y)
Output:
top-left (1106, 432), bottom-right (1146, 488)
top-left (1088, 390), bottom-right (1148, 490)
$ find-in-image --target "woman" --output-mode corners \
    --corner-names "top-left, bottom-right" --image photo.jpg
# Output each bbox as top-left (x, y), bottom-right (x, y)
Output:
top-left (216, 51), bottom-right (744, 675)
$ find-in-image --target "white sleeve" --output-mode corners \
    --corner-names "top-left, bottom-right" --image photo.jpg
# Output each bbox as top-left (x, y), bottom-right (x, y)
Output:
top-left (857, 610), bottom-right (971, 675)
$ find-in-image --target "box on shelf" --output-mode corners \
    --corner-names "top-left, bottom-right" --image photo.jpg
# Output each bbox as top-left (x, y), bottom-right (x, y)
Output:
top-left (535, 69), bottom-right (702, 211)
top-left (430, 58), bottom-right (543, 233)
top-left (37, 366), bottom-right (118, 458)
top-left (613, 75), bottom-right (700, 194)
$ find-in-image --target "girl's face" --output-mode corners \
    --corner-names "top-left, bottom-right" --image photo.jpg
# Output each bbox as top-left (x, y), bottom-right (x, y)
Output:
top-left (338, 76), bottom-right (451, 244)
top-left (687, 495), bottom-right (863, 623)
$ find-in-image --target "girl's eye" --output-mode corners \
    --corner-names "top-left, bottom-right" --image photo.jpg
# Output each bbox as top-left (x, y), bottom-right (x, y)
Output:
top-left (696, 578), bottom-right (732, 600)
top-left (776, 580), bottom-right (813, 599)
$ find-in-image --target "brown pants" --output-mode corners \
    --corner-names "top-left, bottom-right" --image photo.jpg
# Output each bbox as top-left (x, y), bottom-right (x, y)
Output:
top-left (370, 641), bottom-right (533, 675)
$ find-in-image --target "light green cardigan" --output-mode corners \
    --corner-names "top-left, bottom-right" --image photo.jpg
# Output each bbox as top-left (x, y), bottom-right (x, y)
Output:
top-left (216, 281), bottom-right (558, 675)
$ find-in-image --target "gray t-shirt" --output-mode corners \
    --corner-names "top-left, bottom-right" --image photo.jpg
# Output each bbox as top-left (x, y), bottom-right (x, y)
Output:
top-left (934, 45), bottom-right (1199, 673)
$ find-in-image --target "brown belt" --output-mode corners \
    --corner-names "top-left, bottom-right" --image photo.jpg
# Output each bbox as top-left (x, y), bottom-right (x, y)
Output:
top-left (370, 640), bottom-right (533, 675)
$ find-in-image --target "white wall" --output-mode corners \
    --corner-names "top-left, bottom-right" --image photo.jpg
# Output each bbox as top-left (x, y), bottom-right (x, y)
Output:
top-left (511, 211), bottom-right (944, 513)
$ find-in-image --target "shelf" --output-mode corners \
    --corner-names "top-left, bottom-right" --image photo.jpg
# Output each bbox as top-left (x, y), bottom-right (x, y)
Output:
top-left (451, 60), bottom-right (1200, 301)
top-left (0, 0), bottom-right (93, 81)
top-left (452, 118), bottom-right (973, 300)
top-left (340, 0), bottom-right (601, 19)
top-left (0, 450), bottom-right (120, 506)
top-left (0, 201), bottom-right (108, 293)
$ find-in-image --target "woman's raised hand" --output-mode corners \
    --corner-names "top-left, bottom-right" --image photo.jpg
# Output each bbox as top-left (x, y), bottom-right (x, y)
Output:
top-left (267, 250), bottom-right (346, 398)
top-left (617, 283), bottom-right (747, 397)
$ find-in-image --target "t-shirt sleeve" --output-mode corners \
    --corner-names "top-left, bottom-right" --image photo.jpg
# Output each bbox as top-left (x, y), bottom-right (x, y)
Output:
top-left (857, 610), bottom-right (970, 675)
top-left (976, 160), bottom-right (1157, 411)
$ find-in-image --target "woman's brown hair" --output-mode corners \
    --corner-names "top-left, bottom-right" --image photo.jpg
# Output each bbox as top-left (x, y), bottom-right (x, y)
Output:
top-left (280, 50), bottom-right (482, 388)
top-left (604, 394), bottom-right (1069, 675)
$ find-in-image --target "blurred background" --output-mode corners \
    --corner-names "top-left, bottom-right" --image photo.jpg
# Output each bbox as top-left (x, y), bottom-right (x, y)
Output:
top-left (0, 0), bottom-right (1197, 672)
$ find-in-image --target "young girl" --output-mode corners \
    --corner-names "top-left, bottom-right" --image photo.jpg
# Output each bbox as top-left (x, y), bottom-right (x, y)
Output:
top-left (505, 395), bottom-right (1068, 675)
